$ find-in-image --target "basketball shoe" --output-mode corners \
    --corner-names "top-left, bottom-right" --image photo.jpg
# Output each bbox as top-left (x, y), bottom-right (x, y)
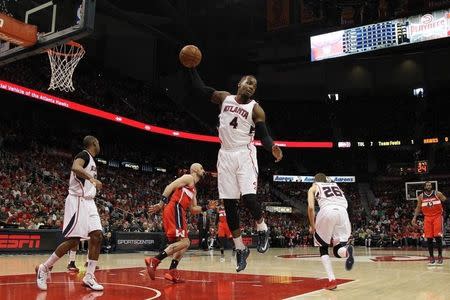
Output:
top-left (324, 279), bottom-right (337, 290)
top-left (67, 261), bottom-right (80, 273)
top-left (36, 264), bottom-right (50, 291)
top-left (82, 273), bottom-right (104, 291)
top-left (164, 269), bottom-right (185, 283)
top-left (145, 257), bottom-right (160, 280)
top-left (345, 244), bottom-right (355, 271)
top-left (236, 247), bottom-right (250, 272)
top-left (257, 229), bottom-right (270, 253)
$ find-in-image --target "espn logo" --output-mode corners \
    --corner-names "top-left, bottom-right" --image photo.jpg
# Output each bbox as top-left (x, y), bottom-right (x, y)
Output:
top-left (0, 235), bottom-right (41, 249)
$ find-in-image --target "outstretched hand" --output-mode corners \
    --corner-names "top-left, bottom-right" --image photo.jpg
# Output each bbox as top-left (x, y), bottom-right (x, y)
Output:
top-left (272, 145), bottom-right (283, 162)
top-left (148, 203), bottom-right (163, 214)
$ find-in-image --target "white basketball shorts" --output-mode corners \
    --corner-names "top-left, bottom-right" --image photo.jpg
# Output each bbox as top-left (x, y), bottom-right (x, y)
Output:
top-left (314, 205), bottom-right (351, 247)
top-left (62, 195), bottom-right (102, 239)
top-left (217, 145), bottom-right (258, 199)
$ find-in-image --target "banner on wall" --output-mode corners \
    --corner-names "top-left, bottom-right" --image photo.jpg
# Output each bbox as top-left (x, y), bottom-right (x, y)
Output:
top-left (0, 229), bottom-right (63, 252)
top-left (273, 175), bottom-right (356, 183)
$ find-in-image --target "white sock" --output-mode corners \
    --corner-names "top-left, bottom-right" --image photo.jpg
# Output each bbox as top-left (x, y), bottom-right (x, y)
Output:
top-left (338, 246), bottom-right (347, 258)
top-left (233, 236), bottom-right (246, 250)
top-left (86, 260), bottom-right (98, 276)
top-left (68, 250), bottom-right (76, 262)
top-left (44, 253), bottom-right (60, 269)
top-left (321, 255), bottom-right (335, 281)
top-left (86, 251), bottom-right (90, 263)
top-left (256, 219), bottom-right (268, 231)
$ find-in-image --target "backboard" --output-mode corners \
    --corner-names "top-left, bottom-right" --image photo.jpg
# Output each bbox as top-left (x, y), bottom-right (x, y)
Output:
top-left (0, 0), bottom-right (95, 66)
top-left (405, 181), bottom-right (438, 201)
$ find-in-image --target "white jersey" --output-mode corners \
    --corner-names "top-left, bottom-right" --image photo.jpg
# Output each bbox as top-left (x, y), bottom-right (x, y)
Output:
top-left (218, 95), bottom-right (257, 150)
top-left (68, 150), bottom-right (97, 199)
top-left (315, 182), bottom-right (348, 209)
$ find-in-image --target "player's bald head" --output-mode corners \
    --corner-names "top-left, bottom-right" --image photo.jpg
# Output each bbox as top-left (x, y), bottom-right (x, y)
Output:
top-left (83, 135), bottom-right (98, 148)
top-left (314, 173), bottom-right (327, 183)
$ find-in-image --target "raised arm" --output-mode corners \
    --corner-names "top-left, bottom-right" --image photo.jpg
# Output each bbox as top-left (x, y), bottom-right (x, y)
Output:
top-left (188, 68), bottom-right (230, 105)
top-left (253, 104), bottom-right (283, 162)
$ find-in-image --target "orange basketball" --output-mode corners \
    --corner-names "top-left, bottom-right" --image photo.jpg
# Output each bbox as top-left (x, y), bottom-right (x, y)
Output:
top-left (179, 45), bottom-right (202, 68)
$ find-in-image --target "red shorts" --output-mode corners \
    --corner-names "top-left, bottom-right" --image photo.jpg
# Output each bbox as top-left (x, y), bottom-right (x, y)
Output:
top-left (162, 203), bottom-right (187, 241)
top-left (424, 214), bottom-right (443, 238)
top-left (218, 223), bottom-right (232, 238)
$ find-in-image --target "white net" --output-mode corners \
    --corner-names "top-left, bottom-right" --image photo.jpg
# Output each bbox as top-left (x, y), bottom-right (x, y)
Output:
top-left (47, 41), bottom-right (85, 92)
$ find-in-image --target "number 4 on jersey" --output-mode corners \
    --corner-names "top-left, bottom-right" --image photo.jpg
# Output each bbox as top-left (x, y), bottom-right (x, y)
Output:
top-left (229, 117), bottom-right (238, 129)
top-left (229, 117), bottom-right (255, 134)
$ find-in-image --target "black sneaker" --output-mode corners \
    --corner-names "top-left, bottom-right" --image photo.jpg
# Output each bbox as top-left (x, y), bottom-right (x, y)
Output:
top-left (236, 247), bottom-right (250, 272)
top-left (67, 262), bottom-right (79, 273)
top-left (257, 230), bottom-right (270, 253)
top-left (345, 245), bottom-right (354, 271)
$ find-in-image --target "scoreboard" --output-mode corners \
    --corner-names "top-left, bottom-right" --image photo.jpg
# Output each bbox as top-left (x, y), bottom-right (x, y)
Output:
top-left (415, 160), bottom-right (429, 174)
top-left (311, 9), bottom-right (449, 61)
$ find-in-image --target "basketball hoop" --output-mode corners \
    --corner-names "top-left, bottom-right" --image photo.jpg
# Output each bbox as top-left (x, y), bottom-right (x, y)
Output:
top-left (47, 41), bottom-right (85, 92)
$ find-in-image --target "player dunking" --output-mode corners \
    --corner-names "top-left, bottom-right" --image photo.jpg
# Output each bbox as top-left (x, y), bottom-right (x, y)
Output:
top-left (412, 181), bottom-right (447, 265)
top-left (36, 136), bottom-right (104, 291)
top-left (216, 200), bottom-right (234, 262)
top-left (145, 163), bottom-right (210, 283)
top-left (307, 173), bottom-right (354, 290)
top-left (188, 68), bottom-right (283, 272)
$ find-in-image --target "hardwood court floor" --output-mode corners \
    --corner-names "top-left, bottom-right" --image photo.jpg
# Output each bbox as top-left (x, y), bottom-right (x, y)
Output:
top-left (0, 247), bottom-right (448, 300)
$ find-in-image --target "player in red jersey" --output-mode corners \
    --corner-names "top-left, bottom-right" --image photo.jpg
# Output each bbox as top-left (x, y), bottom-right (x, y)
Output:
top-left (412, 181), bottom-right (447, 265)
top-left (216, 201), bottom-right (234, 261)
top-left (144, 163), bottom-right (212, 283)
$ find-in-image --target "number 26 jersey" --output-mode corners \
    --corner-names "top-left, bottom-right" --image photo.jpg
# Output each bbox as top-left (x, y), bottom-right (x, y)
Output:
top-left (315, 182), bottom-right (348, 209)
top-left (218, 95), bottom-right (257, 150)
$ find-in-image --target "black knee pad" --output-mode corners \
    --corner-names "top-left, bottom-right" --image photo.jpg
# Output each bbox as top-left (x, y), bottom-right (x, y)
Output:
top-left (319, 246), bottom-right (329, 256)
top-left (223, 199), bottom-right (240, 232)
top-left (333, 242), bottom-right (346, 258)
top-left (434, 237), bottom-right (442, 244)
top-left (242, 194), bottom-right (262, 221)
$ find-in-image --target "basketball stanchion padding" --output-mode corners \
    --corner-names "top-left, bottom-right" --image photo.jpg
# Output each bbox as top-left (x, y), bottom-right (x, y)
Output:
top-left (47, 41), bottom-right (85, 92)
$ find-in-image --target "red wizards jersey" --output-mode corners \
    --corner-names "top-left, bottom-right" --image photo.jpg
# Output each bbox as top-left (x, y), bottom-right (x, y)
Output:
top-left (421, 190), bottom-right (442, 217)
top-left (169, 185), bottom-right (196, 210)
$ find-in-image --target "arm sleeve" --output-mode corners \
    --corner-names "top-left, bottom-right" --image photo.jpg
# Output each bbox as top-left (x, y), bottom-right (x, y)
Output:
top-left (255, 122), bottom-right (274, 152)
top-left (74, 151), bottom-right (90, 168)
top-left (188, 68), bottom-right (216, 100)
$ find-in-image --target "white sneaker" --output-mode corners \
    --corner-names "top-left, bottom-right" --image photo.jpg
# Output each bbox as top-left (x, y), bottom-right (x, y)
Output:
top-left (36, 264), bottom-right (49, 291)
top-left (82, 274), bottom-right (104, 291)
